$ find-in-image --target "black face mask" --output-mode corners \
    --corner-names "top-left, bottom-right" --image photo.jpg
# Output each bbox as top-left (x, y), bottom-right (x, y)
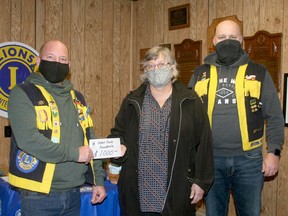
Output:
top-left (215, 39), bottom-right (241, 66)
top-left (39, 59), bottom-right (69, 83)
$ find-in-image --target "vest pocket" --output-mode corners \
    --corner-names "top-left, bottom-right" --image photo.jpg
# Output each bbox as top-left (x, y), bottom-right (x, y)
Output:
top-left (244, 80), bottom-right (261, 99)
top-left (35, 106), bottom-right (52, 130)
top-left (195, 78), bottom-right (210, 97)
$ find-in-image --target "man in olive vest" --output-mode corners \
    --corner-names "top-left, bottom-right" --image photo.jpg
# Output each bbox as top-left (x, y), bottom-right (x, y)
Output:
top-left (188, 20), bottom-right (284, 216)
top-left (8, 40), bottom-right (106, 216)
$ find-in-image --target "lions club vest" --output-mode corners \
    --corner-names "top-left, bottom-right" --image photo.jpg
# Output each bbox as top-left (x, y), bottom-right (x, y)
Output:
top-left (9, 83), bottom-right (95, 193)
top-left (194, 62), bottom-right (266, 151)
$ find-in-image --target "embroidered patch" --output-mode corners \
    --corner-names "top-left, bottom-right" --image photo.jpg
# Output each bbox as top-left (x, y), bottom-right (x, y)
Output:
top-left (37, 109), bottom-right (49, 122)
top-left (16, 150), bottom-right (39, 173)
top-left (245, 75), bottom-right (256, 80)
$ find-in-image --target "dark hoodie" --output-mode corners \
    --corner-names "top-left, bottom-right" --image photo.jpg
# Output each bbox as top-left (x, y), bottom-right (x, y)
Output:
top-left (189, 50), bottom-right (284, 156)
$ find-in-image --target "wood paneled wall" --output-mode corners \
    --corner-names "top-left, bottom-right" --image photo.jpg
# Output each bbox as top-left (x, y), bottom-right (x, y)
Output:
top-left (0, 0), bottom-right (287, 215)
top-left (0, 0), bottom-right (132, 172)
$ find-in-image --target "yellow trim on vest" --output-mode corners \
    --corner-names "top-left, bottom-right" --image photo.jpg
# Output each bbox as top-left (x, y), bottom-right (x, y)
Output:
top-left (9, 85), bottom-right (96, 192)
top-left (206, 64), bottom-right (263, 151)
top-left (9, 85), bottom-right (60, 194)
top-left (208, 66), bottom-right (218, 127)
top-left (36, 85), bottom-right (61, 144)
top-left (235, 65), bottom-right (249, 149)
top-left (70, 90), bottom-right (93, 146)
top-left (235, 65), bottom-right (263, 150)
top-left (9, 163), bottom-right (57, 194)
top-left (70, 90), bottom-right (96, 185)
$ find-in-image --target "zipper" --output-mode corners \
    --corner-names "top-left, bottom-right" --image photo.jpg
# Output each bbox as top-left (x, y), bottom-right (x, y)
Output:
top-left (162, 95), bottom-right (195, 210)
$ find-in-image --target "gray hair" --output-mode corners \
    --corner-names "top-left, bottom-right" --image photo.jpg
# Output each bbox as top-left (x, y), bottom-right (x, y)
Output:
top-left (140, 46), bottom-right (179, 83)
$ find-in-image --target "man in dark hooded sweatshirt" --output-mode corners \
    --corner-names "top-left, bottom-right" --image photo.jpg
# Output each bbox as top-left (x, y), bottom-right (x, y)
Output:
top-left (189, 20), bottom-right (284, 216)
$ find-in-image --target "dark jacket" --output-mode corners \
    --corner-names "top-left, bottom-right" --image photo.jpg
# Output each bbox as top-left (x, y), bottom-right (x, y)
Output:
top-left (109, 81), bottom-right (214, 216)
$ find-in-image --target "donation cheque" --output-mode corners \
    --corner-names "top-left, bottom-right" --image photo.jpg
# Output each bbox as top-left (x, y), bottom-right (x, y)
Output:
top-left (89, 138), bottom-right (122, 159)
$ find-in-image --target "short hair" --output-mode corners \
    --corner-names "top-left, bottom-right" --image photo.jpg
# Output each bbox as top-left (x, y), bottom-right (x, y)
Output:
top-left (140, 46), bottom-right (179, 83)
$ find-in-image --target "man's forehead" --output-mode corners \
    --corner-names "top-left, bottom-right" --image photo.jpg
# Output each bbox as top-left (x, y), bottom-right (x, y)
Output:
top-left (216, 22), bottom-right (240, 35)
top-left (216, 32), bottom-right (238, 37)
top-left (41, 45), bottom-right (68, 56)
top-left (42, 41), bottom-right (67, 51)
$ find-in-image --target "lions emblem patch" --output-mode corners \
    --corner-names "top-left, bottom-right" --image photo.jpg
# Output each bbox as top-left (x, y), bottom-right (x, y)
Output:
top-left (0, 42), bottom-right (38, 118)
top-left (16, 150), bottom-right (39, 173)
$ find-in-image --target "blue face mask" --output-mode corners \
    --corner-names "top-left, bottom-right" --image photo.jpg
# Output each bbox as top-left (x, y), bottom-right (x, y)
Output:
top-left (146, 67), bottom-right (172, 88)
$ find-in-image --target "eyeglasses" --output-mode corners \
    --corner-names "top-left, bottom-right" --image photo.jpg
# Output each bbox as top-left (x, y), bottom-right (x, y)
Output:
top-left (144, 63), bottom-right (171, 71)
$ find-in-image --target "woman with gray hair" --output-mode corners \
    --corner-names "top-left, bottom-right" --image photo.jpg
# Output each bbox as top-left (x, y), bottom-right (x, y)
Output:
top-left (109, 46), bottom-right (214, 216)
top-left (140, 46), bottom-right (179, 84)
